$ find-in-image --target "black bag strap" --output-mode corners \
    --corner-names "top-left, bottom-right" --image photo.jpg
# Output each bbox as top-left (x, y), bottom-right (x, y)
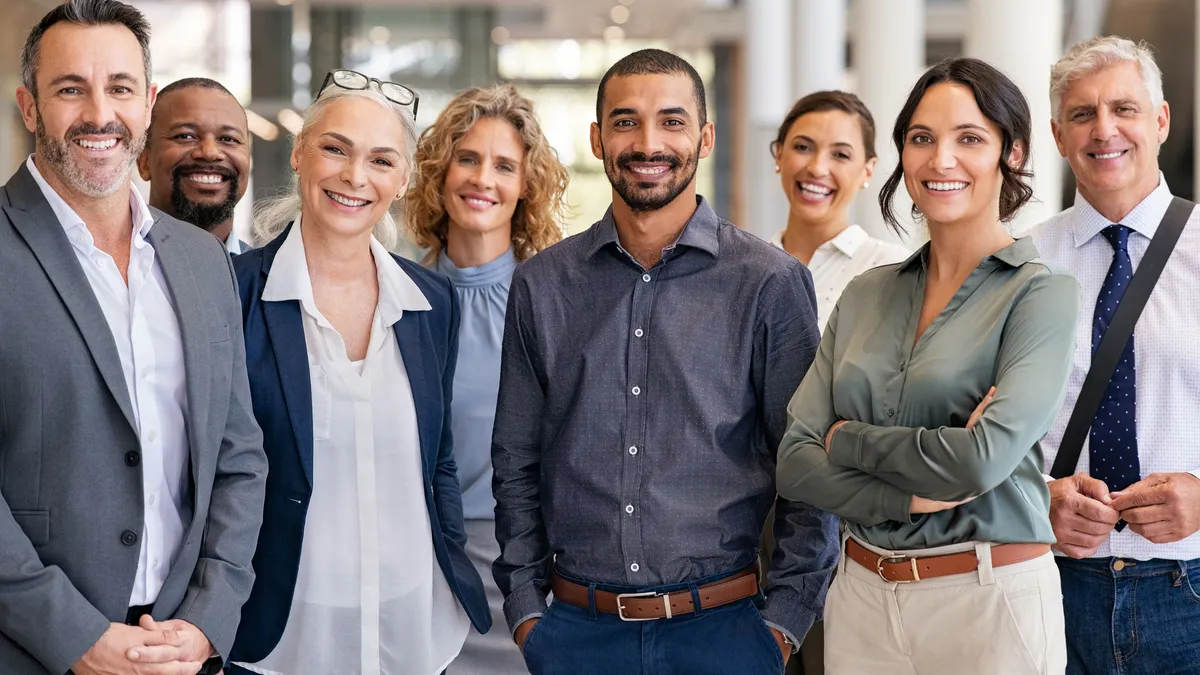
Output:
top-left (1050, 196), bottom-right (1193, 479)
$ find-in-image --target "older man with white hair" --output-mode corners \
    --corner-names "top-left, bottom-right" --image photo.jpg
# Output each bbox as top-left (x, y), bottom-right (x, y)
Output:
top-left (1030, 35), bottom-right (1200, 674)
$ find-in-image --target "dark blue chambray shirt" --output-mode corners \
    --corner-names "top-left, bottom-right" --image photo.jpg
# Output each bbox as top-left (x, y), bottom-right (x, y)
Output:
top-left (491, 196), bottom-right (839, 645)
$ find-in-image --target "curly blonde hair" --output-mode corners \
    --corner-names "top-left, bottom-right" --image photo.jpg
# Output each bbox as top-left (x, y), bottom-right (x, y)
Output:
top-left (406, 84), bottom-right (569, 261)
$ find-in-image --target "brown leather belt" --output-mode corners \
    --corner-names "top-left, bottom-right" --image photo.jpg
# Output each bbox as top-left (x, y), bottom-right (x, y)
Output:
top-left (846, 538), bottom-right (1050, 583)
top-left (551, 568), bottom-right (759, 621)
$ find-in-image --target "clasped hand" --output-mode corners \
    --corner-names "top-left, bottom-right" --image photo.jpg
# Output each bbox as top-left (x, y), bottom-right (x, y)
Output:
top-left (72, 615), bottom-right (214, 675)
top-left (1050, 471), bottom-right (1200, 557)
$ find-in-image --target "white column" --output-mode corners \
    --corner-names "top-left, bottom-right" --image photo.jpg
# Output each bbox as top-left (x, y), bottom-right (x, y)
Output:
top-left (966, 0), bottom-right (1064, 232)
top-left (793, 0), bottom-right (847, 97)
top-left (741, 0), bottom-right (792, 239)
top-left (852, 0), bottom-right (924, 245)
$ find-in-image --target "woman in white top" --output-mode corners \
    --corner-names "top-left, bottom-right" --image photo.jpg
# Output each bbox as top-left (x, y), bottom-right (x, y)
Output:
top-left (226, 70), bottom-right (490, 675)
top-left (770, 90), bottom-right (909, 330)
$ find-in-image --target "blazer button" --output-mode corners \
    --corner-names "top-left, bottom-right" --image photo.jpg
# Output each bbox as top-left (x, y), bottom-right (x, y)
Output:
top-left (121, 530), bottom-right (138, 546)
top-left (125, 451), bottom-right (141, 467)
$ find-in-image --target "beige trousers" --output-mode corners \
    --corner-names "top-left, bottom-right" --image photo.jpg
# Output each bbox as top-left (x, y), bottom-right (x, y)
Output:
top-left (824, 535), bottom-right (1066, 675)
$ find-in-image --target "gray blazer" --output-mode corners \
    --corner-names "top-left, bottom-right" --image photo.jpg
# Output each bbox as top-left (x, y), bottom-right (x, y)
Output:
top-left (0, 164), bottom-right (268, 674)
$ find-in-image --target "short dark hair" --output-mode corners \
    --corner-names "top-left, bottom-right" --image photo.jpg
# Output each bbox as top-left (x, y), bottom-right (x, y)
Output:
top-left (596, 48), bottom-right (707, 126)
top-left (21, 0), bottom-right (152, 99)
top-left (150, 78), bottom-right (245, 141)
top-left (771, 90), bottom-right (877, 161)
top-left (879, 57), bottom-right (1034, 235)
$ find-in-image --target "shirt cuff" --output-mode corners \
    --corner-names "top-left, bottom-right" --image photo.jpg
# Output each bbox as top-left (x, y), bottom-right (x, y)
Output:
top-left (502, 583), bottom-right (549, 635)
top-left (826, 420), bottom-right (866, 470)
top-left (760, 585), bottom-right (818, 652)
top-left (1043, 473), bottom-right (1055, 484)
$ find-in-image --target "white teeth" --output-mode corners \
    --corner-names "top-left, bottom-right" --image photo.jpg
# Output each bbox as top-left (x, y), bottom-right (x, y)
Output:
top-left (76, 138), bottom-right (118, 150)
top-left (464, 197), bottom-right (494, 208)
top-left (800, 182), bottom-right (832, 196)
top-left (326, 191), bottom-right (368, 207)
top-left (186, 174), bottom-right (224, 185)
top-left (925, 181), bottom-right (968, 192)
top-left (631, 166), bottom-right (668, 175)
top-left (1094, 151), bottom-right (1123, 159)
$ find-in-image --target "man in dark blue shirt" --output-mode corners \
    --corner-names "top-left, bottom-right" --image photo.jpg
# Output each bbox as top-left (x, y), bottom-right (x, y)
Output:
top-left (492, 48), bottom-right (838, 674)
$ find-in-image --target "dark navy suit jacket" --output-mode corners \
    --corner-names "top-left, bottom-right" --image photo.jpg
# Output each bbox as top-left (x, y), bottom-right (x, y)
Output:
top-left (228, 224), bottom-right (490, 663)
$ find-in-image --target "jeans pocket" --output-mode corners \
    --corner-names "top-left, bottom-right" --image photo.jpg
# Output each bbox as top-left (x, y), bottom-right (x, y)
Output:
top-left (521, 602), bottom-right (555, 658)
top-left (747, 603), bottom-right (786, 674)
top-left (1178, 567), bottom-right (1200, 604)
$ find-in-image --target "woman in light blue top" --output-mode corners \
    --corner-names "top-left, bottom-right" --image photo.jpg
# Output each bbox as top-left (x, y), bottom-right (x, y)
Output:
top-left (407, 84), bottom-right (569, 675)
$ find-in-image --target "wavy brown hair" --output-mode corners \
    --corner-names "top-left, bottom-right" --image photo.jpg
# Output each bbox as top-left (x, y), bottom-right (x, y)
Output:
top-left (406, 84), bottom-right (569, 261)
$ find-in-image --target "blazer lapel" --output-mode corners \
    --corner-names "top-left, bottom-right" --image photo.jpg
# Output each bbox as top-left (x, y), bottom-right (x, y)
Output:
top-left (264, 299), bottom-right (315, 487)
top-left (3, 166), bottom-right (136, 432)
top-left (147, 220), bottom-right (213, 482)
top-left (394, 312), bottom-right (437, 482)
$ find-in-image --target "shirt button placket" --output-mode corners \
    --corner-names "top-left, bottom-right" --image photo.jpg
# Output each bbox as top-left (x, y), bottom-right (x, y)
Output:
top-left (622, 268), bottom-right (654, 582)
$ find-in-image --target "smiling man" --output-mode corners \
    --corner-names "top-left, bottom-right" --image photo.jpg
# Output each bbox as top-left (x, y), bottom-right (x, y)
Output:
top-left (1030, 36), bottom-right (1200, 674)
top-left (0, 1), bottom-right (266, 674)
top-left (492, 49), bottom-right (838, 674)
top-left (138, 77), bottom-right (251, 254)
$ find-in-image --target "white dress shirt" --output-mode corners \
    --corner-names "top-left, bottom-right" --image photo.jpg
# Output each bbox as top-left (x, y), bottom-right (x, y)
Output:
top-left (26, 156), bottom-right (190, 605)
top-left (769, 224), bottom-right (910, 330)
top-left (1029, 175), bottom-right (1200, 561)
top-left (236, 218), bottom-right (469, 675)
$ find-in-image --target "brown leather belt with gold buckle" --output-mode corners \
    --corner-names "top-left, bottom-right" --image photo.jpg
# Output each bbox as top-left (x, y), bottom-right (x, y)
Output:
top-left (845, 538), bottom-right (1051, 583)
top-left (551, 568), bottom-right (760, 621)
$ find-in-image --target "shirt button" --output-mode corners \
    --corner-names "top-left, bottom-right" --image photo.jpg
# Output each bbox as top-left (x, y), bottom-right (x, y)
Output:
top-left (625, 504), bottom-right (635, 514)
top-left (886, 408), bottom-right (895, 418)
top-left (629, 446), bottom-right (638, 456)
top-left (124, 451), bottom-right (140, 467)
top-left (899, 363), bottom-right (906, 372)
top-left (631, 386), bottom-right (641, 396)
top-left (121, 530), bottom-right (138, 546)
top-left (641, 274), bottom-right (651, 283)
top-left (146, 430), bottom-right (158, 443)
top-left (149, 494), bottom-right (157, 506)
top-left (630, 562), bottom-right (640, 572)
top-left (634, 328), bottom-right (644, 338)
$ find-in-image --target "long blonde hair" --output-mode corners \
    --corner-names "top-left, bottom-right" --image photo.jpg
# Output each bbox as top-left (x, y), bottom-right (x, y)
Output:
top-left (252, 85), bottom-right (419, 251)
top-left (405, 84), bottom-right (569, 261)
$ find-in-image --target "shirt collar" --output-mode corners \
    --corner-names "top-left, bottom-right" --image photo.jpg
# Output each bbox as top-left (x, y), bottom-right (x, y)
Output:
top-left (768, 224), bottom-right (870, 258)
top-left (224, 234), bottom-right (244, 255)
top-left (263, 215), bottom-right (431, 327)
top-left (1070, 172), bottom-right (1172, 247)
top-left (584, 195), bottom-right (721, 260)
top-left (896, 236), bottom-right (1039, 273)
top-left (26, 155), bottom-right (156, 249)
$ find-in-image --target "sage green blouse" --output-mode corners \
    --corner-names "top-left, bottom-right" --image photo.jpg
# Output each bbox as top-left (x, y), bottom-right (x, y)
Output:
top-left (777, 236), bottom-right (1080, 550)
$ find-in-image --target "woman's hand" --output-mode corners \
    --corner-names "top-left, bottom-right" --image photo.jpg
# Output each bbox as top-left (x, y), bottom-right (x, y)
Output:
top-left (910, 495), bottom-right (974, 514)
top-left (965, 386), bottom-right (996, 430)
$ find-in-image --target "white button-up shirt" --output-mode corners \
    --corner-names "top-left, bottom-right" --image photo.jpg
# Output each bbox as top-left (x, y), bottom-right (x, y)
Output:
top-left (27, 156), bottom-right (190, 605)
top-left (1029, 175), bottom-right (1200, 562)
top-left (769, 224), bottom-right (909, 330)
top-left (236, 218), bottom-right (469, 675)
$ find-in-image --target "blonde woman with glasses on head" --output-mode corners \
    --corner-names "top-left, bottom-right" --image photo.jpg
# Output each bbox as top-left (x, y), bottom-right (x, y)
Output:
top-left (225, 69), bottom-right (490, 675)
top-left (406, 84), bottom-right (568, 675)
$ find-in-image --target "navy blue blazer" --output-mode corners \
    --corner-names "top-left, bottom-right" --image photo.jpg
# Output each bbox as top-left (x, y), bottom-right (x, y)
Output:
top-left (228, 225), bottom-right (490, 663)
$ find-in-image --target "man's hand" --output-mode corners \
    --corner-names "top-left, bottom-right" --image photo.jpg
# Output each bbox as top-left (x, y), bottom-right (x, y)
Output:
top-left (513, 617), bottom-right (539, 651)
top-left (1049, 473), bottom-right (1120, 558)
top-left (125, 616), bottom-right (213, 672)
top-left (72, 623), bottom-right (203, 675)
top-left (768, 628), bottom-right (792, 666)
top-left (1110, 473), bottom-right (1200, 544)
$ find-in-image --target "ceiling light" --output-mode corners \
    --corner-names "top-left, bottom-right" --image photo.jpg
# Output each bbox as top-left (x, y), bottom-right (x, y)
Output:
top-left (277, 109), bottom-right (304, 136)
top-left (491, 26), bottom-right (510, 44)
top-left (603, 25), bottom-right (625, 41)
top-left (245, 110), bottom-right (279, 142)
top-left (610, 6), bottom-right (630, 24)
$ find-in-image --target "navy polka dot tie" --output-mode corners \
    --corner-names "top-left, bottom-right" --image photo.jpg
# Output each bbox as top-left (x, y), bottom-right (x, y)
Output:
top-left (1089, 224), bottom-right (1141, 494)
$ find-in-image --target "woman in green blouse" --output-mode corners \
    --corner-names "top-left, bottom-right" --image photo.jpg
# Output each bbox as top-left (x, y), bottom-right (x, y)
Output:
top-left (777, 57), bottom-right (1079, 675)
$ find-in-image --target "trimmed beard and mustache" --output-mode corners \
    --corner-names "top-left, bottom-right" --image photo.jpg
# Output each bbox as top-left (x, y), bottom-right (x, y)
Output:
top-left (36, 116), bottom-right (143, 198)
top-left (603, 139), bottom-right (702, 213)
top-left (170, 164), bottom-right (241, 233)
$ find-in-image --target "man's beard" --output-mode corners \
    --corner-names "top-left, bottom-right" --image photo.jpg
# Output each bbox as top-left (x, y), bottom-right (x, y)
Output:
top-left (36, 114), bottom-right (143, 198)
top-left (170, 165), bottom-right (240, 233)
top-left (603, 141), bottom-right (700, 213)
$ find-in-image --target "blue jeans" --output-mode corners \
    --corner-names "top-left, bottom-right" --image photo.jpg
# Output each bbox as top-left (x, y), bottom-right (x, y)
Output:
top-left (520, 569), bottom-right (785, 675)
top-left (1058, 556), bottom-right (1200, 675)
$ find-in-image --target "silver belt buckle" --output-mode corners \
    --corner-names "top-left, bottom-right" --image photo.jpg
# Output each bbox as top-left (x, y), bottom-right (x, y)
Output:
top-left (615, 590), bottom-right (671, 621)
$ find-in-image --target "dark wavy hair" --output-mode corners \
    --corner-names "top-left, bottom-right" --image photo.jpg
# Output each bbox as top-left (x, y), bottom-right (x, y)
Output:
top-left (879, 57), bottom-right (1034, 235)
top-left (770, 90), bottom-right (876, 161)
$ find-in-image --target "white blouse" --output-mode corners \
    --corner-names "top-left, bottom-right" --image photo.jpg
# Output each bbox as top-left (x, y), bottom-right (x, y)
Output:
top-left (769, 224), bottom-right (910, 331)
top-left (235, 218), bottom-right (470, 675)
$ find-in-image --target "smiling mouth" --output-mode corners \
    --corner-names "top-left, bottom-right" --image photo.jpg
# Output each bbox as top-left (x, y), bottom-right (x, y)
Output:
top-left (324, 189), bottom-right (371, 208)
top-left (1090, 150), bottom-right (1127, 160)
top-left (184, 173), bottom-right (229, 186)
top-left (460, 195), bottom-right (497, 209)
top-left (74, 138), bottom-right (119, 151)
top-left (797, 181), bottom-right (833, 199)
top-left (627, 164), bottom-right (670, 177)
top-left (923, 181), bottom-right (969, 192)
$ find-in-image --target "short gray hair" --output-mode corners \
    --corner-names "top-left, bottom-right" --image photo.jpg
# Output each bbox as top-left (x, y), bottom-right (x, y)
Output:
top-left (252, 85), bottom-right (419, 251)
top-left (21, 0), bottom-right (152, 98)
top-left (1050, 36), bottom-right (1163, 120)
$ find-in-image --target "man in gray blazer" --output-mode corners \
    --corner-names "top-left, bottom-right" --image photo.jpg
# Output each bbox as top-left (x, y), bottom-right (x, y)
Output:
top-left (0, 1), bottom-right (267, 674)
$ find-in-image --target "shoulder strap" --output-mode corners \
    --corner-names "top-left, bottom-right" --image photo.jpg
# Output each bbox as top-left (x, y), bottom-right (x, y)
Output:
top-left (1050, 196), bottom-right (1194, 478)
